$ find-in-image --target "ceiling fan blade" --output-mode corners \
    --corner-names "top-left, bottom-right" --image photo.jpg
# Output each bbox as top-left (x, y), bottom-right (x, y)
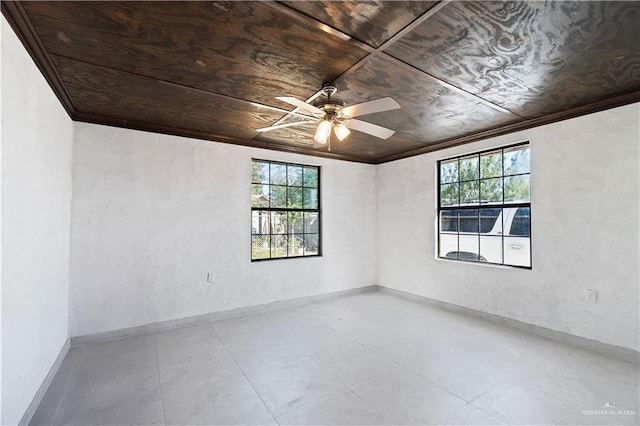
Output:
top-left (256, 121), bottom-right (313, 133)
top-left (342, 97), bottom-right (400, 118)
top-left (345, 119), bottom-right (395, 139)
top-left (250, 102), bottom-right (317, 120)
top-left (275, 96), bottom-right (324, 115)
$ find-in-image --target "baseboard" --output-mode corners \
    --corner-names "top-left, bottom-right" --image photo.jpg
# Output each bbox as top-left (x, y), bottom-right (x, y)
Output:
top-left (18, 337), bottom-right (70, 426)
top-left (376, 285), bottom-right (639, 364)
top-left (71, 285), bottom-right (377, 347)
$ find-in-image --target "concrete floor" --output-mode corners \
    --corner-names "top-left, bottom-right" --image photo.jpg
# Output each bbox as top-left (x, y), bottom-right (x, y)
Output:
top-left (31, 291), bottom-right (639, 425)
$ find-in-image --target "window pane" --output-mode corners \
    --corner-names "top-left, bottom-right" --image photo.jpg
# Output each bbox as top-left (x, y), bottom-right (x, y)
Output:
top-left (480, 236), bottom-right (502, 263)
top-left (251, 184), bottom-right (270, 207)
top-left (440, 210), bottom-right (458, 232)
top-left (480, 178), bottom-right (503, 203)
top-left (287, 186), bottom-right (303, 208)
top-left (459, 156), bottom-right (479, 181)
top-left (479, 208), bottom-right (502, 234)
top-left (252, 161), bottom-right (270, 184)
top-left (270, 211), bottom-right (287, 235)
top-left (440, 183), bottom-right (459, 206)
top-left (303, 188), bottom-right (319, 209)
top-left (288, 212), bottom-right (303, 234)
top-left (304, 212), bottom-right (319, 234)
top-left (504, 175), bottom-right (530, 203)
top-left (287, 165), bottom-right (303, 186)
top-left (503, 237), bottom-right (531, 267)
top-left (251, 211), bottom-right (269, 235)
top-left (459, 209), bottom-right (479, 233)
top-left (504, 146), bottom-right (530, 176)
top-left (440, 159), bottom-right (458, 183)
top-left (252, 235), bottom-right (270, 259)
top-left (480, 151), bottom-right (502, 178)
top-left (439, 233), bottom-right (458, 258)
top-left (288, 234), bottom-right (304, 257)
top-left (269, 185), bottom-right (287, 208)
top-left (303, 234), bottom-right (320, 255)
top-left (460, 180), bottom-right (479, 204)
top-left (271, 235), bottom-right (287, 258)
top-left (303, 167), bottom-right (319, 187)
top-left (508, 207), bottom-right (530, 237)
top-left (270, 163), bottom-right (287, 185)
top-left (457, 234), bottom-right (480, 261)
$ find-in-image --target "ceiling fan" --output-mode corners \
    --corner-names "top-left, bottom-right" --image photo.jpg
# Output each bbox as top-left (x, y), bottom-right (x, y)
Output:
top-left (257, 83), bottom-right (401, 146)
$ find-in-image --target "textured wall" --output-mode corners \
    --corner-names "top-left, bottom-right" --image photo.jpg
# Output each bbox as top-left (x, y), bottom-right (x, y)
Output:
top-left (1, 17), bottom-right (73, 424)
top-left (377, 103), bottom-right (640, 351)
top-left (70, 123), bottom-right (377, 336)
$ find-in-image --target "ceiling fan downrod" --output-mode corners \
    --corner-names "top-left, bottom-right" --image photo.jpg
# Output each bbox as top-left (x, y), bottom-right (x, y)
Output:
top-left (314, 83), bottom-right (345, 113)
top-left (321, 83), bottom-right (337, 98)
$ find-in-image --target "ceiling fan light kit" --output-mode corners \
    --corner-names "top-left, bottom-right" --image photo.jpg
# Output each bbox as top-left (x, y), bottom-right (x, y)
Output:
top-left (258, 83), bottom-right (401, 149)
top-left (333, 122), bottom-right (351, 141)
top-left (314, 119), bottom-right (333, 145)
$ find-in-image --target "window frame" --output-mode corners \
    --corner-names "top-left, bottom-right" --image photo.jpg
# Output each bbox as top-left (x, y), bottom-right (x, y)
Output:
top-left (251, 159), bottom-right (322, 261)
top-left (437, 142), bottom-right (532, 269)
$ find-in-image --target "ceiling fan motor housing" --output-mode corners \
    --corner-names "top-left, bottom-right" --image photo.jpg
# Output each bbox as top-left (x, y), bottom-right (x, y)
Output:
top-left (314, 85), bottom-right (346, 122)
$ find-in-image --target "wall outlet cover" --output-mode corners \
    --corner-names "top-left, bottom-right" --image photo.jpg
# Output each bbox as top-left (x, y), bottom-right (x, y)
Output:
top-left (585, 289), bottom-right (598, 304)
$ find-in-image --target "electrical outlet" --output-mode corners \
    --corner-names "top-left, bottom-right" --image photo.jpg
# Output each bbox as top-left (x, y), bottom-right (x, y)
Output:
top-left (585, 289), bottom-right (597, 304)
top-left (207, 272), bottom-right (215, 284)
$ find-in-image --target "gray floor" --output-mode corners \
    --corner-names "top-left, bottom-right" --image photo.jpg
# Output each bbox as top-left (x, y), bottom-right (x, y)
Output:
top-left (32, 291), bottom-right (639, 425)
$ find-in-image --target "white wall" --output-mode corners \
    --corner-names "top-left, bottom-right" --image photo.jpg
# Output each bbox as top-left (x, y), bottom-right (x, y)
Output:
top-left (377, 103), bottom-right (640, 351)
top-left (70, 123), bottom-right (377, 336)
top-left (1, 17), bottom-right (4, 423)
top-left (1, 17), bottom-right (73, 425)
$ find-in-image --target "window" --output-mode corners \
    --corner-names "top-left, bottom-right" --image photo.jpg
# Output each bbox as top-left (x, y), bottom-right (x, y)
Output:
top-left (438, 143), bottom-right (531, 268)
top-left (251, 159), bottom-right (321, 260)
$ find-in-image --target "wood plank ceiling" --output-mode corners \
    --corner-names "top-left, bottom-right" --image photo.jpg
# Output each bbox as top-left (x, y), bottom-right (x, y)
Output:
top-left (3, 1), bottom-right (639, 163)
